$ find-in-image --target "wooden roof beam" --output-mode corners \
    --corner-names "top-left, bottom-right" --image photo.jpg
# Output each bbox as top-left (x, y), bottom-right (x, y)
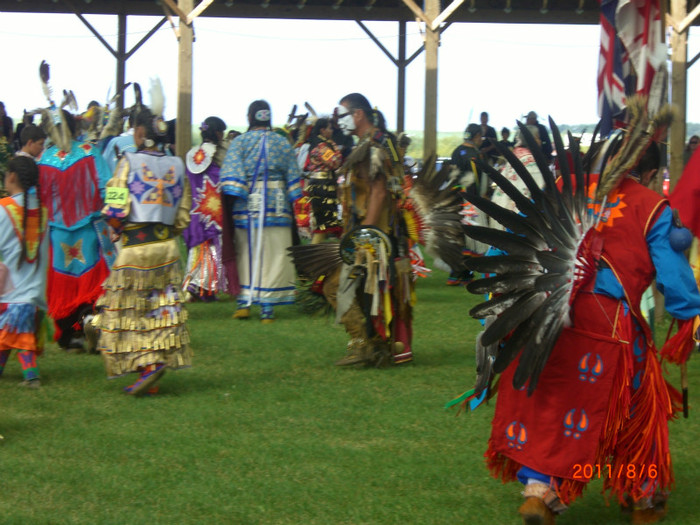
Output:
top-left (161, 0), bottom-right (215, 26)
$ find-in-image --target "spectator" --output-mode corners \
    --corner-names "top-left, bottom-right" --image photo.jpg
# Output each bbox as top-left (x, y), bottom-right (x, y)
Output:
top-left (0, 101), bottom-right (14, 145)
top-left (0, 102), bottom-right (14, 194)
top-left (451, 123), bottom-right (485, 196)
top-left (525, 110), bottom-right (553, 162)
top-left (479, 111), bottom-right (498, 164)
top-left (499, 127), bottom-right (514, 149)
top-left (13, 112), bottom-right (34, 152)
top-left (684, 135), bottom-right (699, 166)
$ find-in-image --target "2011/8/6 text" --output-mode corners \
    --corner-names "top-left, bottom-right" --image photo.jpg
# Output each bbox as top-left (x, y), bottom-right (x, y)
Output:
top-left (572, 463), bottom-right (658, 480)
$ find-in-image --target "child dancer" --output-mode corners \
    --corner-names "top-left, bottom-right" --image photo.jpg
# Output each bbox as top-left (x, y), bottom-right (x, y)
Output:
top-left (0, 156), bottom-right (48, 388)
top-left (95, 106), bottom-right (192, 396)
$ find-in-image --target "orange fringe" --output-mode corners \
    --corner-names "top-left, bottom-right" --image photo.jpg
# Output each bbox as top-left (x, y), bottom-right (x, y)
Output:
top-left (485, 438), bottom-right (520, 484)
top-left (187, 240), bottom-right (217, 295)
top-left (595, 332), bottom-right (633, 470)
top-left (602, 348), bottom-right (674, 503)
top-left (660, 319), bottom-right (695, 365)
top-left (485, 440), bottom-right (588, 505)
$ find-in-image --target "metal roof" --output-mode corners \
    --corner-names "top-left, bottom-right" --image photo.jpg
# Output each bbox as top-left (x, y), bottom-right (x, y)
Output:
top-left (0, 1), bottom-right (599, 24)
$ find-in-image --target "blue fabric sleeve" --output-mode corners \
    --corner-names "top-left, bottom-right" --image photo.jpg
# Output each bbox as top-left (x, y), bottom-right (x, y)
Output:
top-left (647, 207), bottom-right (700, 319)
top-left (281, 140), bottom-right (302, 202)
top-left (219, 138), bottom-right (248, 199)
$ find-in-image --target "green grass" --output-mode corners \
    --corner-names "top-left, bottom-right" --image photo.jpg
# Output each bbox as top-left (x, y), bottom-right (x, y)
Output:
top-left (1, 268), bottom-right (699, 524)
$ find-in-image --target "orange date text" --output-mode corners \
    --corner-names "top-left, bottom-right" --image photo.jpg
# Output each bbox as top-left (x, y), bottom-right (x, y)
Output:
top-left (572, 463), bottom-right (658, 480)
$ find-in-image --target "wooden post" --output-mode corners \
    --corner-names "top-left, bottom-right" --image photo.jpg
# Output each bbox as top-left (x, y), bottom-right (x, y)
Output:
top-left (176, 0), bottom-right (194, 159)
top-left (423, 0), bottom-right (439, 159)
top-left (669, 0), bottom-right (687, 191)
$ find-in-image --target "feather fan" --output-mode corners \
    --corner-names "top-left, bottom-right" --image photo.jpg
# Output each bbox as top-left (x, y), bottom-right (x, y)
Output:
top-left (287, 243), bottom-right (343, 281)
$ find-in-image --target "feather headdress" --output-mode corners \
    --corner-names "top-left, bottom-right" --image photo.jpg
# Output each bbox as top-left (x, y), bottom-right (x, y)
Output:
top-left (39, 60), bottom-right (53, 104)
top-left (149, 77), bottom-right (165, 118)
top-left (133, 82), bottom-right (143, 114)
top-left (99, 82), bottom-right (132, 139)
top-left (30, 61), bottom-right (75, 152)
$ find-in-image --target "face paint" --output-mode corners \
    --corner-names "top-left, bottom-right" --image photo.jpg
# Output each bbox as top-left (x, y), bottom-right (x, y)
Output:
top-left (335, 105), bottom-right (355, 136)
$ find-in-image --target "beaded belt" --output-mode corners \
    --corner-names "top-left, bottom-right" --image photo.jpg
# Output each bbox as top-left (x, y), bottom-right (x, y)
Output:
top-left (308, 171), bottom-right (334, 180)
top-left (122, 223), bottom-right (174, 247)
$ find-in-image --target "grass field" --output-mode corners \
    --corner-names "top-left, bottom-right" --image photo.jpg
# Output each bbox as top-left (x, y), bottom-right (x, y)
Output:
top-left (1, 266), bottom-right (699, 525)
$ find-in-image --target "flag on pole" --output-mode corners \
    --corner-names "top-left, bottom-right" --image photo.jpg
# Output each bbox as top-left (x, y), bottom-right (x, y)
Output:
top-left (597, 0), bottom-right (666, 137)
top-left (598, 0), bottom-right (627, 137)
top-left (616, 0), bottom-right (666, 95)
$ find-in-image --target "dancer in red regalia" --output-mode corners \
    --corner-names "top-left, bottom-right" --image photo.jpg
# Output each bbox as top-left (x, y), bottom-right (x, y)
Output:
top-left (457, 98), bottom-right (700, 525)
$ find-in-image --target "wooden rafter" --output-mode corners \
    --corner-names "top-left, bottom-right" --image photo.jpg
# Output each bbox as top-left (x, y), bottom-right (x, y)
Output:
top-left (677, 2), bottom-right (700, 34)
top-left (401, 0), bottom-right (431, 27)
top-left (161, 0), bottom-right (189, 24)
top-left (161, 0), bottom-right (215, 26)
top-left (161, 1), bottom-right (181, 39)
top-left (431, 0), bottom-right (465, 31)
top-left (186, 0), bottom-right (215, 25)
top-left (401, 0), bottom-right (464, 31)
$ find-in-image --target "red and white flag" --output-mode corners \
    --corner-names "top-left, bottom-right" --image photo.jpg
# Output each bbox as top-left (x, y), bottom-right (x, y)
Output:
top-left (598, 0), bottom-right (629, 136)
top-left (615, 0), bottom-right (666, 95)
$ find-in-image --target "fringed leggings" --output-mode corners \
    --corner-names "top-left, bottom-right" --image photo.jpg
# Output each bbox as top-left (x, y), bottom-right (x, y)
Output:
top-left (0, 349), bottom-right (39, 380)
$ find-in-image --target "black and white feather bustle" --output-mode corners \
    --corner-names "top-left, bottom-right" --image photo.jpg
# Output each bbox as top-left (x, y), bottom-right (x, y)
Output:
top-left (409, 155), bottom-right (468, 273)
top-left (463, 119), bottom-right (599, 396)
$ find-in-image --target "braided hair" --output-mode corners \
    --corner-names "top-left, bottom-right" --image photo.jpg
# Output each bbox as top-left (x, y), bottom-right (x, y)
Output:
top-left (6, 156), bottom-right (42, 268)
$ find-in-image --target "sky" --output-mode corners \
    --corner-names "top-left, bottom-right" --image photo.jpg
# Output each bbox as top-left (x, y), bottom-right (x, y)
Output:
top-left (1, 11), bottom-right (700, 135)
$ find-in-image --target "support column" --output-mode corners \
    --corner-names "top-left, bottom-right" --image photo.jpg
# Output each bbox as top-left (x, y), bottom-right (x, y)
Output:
top-left (397, 20), bottom-right (407, 133)
top-left (176, 0), bottom-right (194, 159)
top-left (116, 13), bottom-right (127, 112)
top-left (669, 0), bottom-right (688, 190)
top-left (423, 0), bottom-right (439, 159)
